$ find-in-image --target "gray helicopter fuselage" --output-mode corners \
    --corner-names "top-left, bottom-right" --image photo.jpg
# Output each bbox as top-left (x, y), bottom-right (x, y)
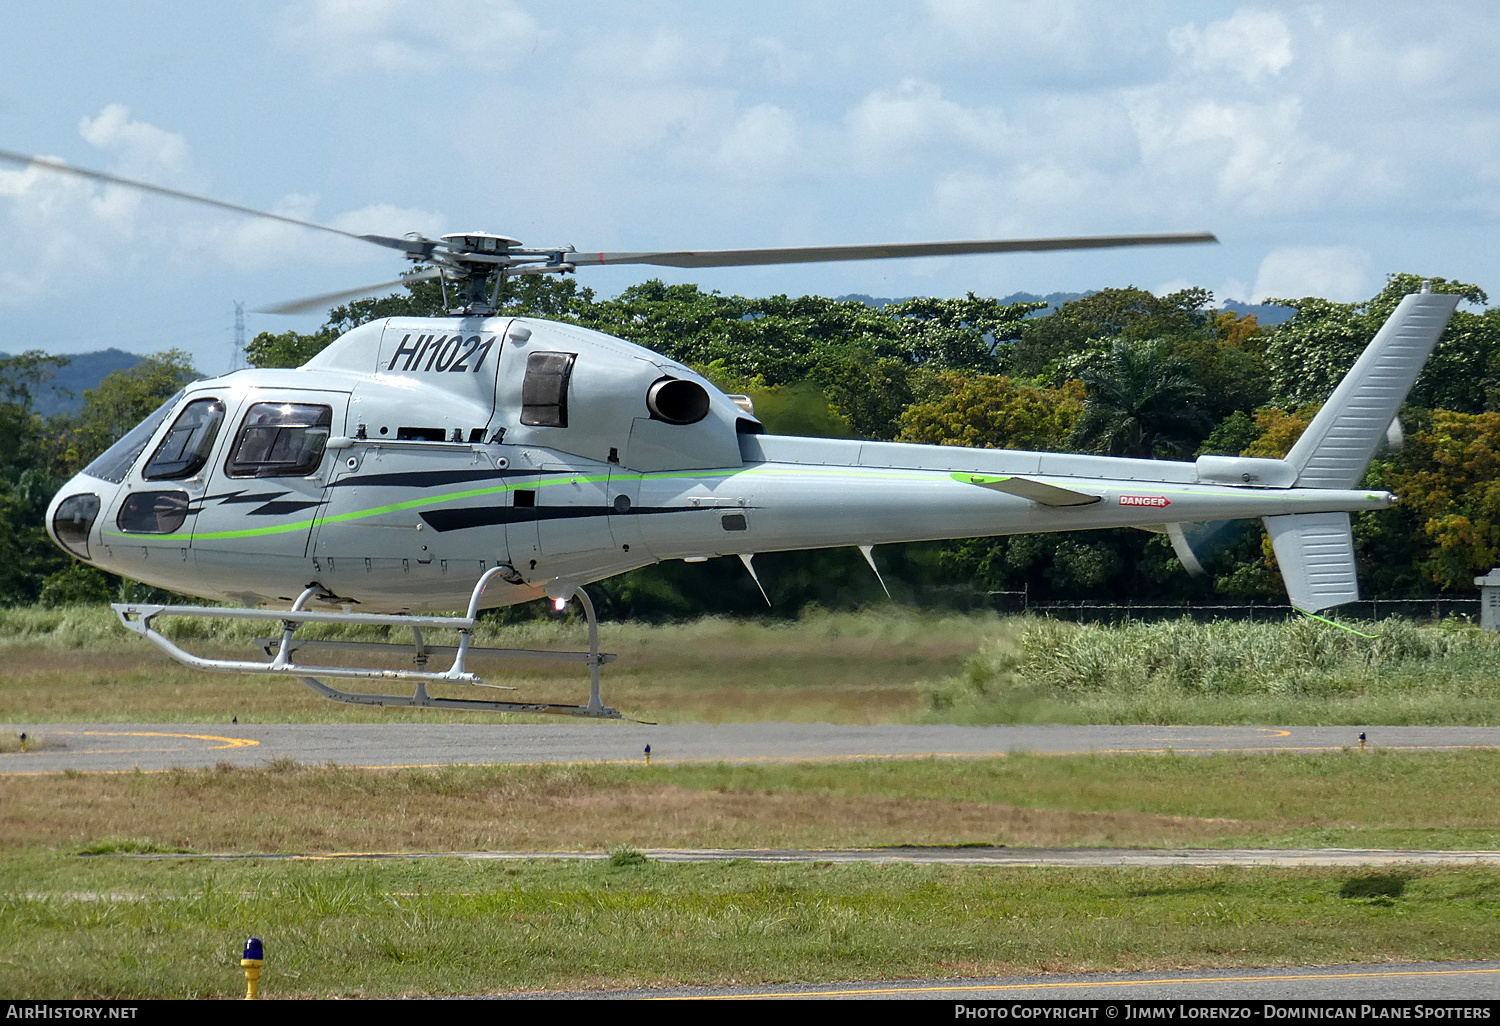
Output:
top-left (46, 313), bottom-right (1393, 614)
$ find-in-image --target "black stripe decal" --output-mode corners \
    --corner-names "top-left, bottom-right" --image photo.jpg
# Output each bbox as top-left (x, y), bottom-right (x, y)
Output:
top-left (330, 468), bottom-right (567, 489)
top-left (214, 490), bottom-right (290, 504)
top-left (420, 505), bottom-right (693, 533)
top-left (248, 500), bottom-right (328, 516)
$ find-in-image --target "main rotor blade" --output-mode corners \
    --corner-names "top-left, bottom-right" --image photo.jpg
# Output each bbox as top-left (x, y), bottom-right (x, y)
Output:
top-left (572, 232), bottom-right (1218, 269)
top-left (0, 147), bottom-right (419, 253)
top-left (258, 269), bottom-right (443, 315)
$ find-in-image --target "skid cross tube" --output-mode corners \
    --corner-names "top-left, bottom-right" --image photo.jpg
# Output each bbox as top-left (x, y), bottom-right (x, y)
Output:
top-left (110, 570), bottom-right (622, 719)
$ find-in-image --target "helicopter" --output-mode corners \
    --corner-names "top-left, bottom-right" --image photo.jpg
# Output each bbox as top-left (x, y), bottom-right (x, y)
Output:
top-left (7, 149), bottom-right (1460, 721)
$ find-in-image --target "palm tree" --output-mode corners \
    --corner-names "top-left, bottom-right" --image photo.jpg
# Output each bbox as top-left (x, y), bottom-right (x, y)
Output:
top-left (1070, 339), bottom-right (1212, 458)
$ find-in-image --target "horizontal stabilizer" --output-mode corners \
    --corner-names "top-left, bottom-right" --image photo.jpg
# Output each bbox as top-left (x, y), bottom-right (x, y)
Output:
top-left (1264, 512), bottom-right (1359, 612)
top-left (954, 473), bottom-right (1102, 507)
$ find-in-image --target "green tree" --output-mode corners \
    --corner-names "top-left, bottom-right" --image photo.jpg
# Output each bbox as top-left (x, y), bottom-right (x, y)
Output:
top-left (1383, 410), bottom-right (1500, 589)
top-left (1004, 286), bottom-right (1213, 377)
top-left (1070, 339), bottom-right (1212, 458)
top-left (897, 375), bottom-right (1084, 451)
top-left (1265, 274), bottom-right (1495, 411)
top-left (70, 350), bottom-right (199, 469)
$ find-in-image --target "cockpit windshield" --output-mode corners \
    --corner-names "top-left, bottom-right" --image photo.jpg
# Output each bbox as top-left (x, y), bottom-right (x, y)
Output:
top-left (81, 390), bottom-right (185, 484)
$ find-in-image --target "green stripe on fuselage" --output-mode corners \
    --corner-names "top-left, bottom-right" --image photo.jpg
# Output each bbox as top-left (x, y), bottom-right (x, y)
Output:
top-left (102, 463), bottom-right (1353, 544)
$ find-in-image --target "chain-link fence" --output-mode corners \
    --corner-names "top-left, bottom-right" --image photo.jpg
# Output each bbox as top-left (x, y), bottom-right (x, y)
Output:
top-left (977, 590), bottom-right (1480, 624)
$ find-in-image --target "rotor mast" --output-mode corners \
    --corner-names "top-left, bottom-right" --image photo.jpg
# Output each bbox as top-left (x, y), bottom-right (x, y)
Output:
top-left (429, 233), bottom-right (581, 316)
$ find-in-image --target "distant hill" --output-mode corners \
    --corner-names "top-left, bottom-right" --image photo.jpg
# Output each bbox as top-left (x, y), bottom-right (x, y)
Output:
top-left (1220, 299), bottom-right (1293, 325)
top-left (0, 348), bottom-right (144, 416)
top-left (841, 291), bottom-right (1295, 325)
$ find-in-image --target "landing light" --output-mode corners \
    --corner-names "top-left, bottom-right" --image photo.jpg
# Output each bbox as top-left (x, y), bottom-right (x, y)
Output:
top-left (553, 596), bottom-right (569, 612)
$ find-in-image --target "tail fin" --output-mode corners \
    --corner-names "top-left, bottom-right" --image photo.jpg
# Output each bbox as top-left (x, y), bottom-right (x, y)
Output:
top-left (1286, 287), bottom-right (1459, 488)
top-left (1269, 286), bottom-right (1460, 610)
top-left (1264, 511), bottom-right (1358, 612)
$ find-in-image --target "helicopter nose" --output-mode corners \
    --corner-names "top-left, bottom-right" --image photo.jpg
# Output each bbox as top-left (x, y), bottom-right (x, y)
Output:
top-left (47, 488), bottom-right (103, 562)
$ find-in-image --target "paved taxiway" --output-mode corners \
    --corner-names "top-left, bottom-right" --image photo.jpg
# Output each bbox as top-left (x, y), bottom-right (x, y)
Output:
top-left (532, 961), bottom-right (1500, 1000)
top-left (106, 846), bottom-right (1500, 868)
top-left (3, 722), bottom-right (1498, 774)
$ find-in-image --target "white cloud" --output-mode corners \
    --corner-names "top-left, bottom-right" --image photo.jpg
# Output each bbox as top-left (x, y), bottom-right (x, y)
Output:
top-left (845, 79), bottom-right (1010, 169)
top-left (1216, 276), bottom-right (1254, 304)
top-left (201, 196), bottom-right (449, 272)
top-left (749, 36), bottom-right (810, 85)
top-left (926, 0), bottom-right (1085, 47)
top-left (0, 105), bottom-right (199, 305)
top-left (1126, 94), bottom-right (1357, 215)
top-left (282, 0), bottom-right (545, 72)
top-left (714, 104), bottom-right (800, 179)
top-left (1252, 245), bottom-right (1370, 303)
top-left (78, 104), bottom-right (189, 177)
top-left (1327, 26), bottom-right (1449, 93)
top-left (330, 203), bottom-right (447, 239)
top-left (0, 106), bottom-right (444, 305)
top-left (1168, 9), bottom-right (1294, 84)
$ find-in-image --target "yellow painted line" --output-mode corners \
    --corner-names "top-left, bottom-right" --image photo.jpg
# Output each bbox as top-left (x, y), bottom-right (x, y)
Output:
top-left (51, 730), bottom-right (259, 750)
top-left (671, 965), bottom-right (1500, 999)
top-left (1149, 728), bottom-right (1294, 741)
top-left (0, 730), bottom-right (259, 766)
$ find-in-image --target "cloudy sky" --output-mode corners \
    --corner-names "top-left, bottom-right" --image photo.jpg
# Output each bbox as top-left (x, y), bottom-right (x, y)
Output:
top-left (2, 1), bottom-right (1497, 372)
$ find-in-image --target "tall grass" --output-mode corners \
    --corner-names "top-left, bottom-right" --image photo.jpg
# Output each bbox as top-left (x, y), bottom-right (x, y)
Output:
top-left (924, 616), bottom-right (1500, 725)
top-left (0, 602), bottom-right (996, 652)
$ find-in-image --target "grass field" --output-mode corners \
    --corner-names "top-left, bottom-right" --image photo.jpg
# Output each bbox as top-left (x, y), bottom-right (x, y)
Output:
top-left (0, 606), bottom-right (984, 724)
top-left (6, 605), bottom-right (1500, 727)
top-left (5, 856), bottom-right (1497, 997)
top-left (5, 751), bottom-right (1499, 854)
top-left (4, 752), bottom-right (1500, 997)
top-left (6, 607), bottom-right (1500, 996)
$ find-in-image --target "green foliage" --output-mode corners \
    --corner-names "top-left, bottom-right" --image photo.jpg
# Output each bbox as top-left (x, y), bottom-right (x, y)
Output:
top-left (926, 616), bottom-right (1500, 724)
top-left (607, 845), bottom-right (649, 868)
top-left (1071, 338), bottom-right (1213, 458)
top-left (4, 270), bottom-right (1499, 613)
top-left (244, 328), bottom-right (336, 369)
top-left (1383, 410), bottom-right (1500, 589)
top-left (1003, 286), bottom-right (1213, 377)
top-left (1266, 274), bottom-right (1496, 411)
top-left (1197, 410), bottom-right (1261, 456)
top-left (71, 350), bottom-right (198, 469)
top-left (37, 563), bottom-right (116, 607)
top-left (898, 376), bottom-right (1083, 451)
top-left (0, 467), bottom-right (70, 605)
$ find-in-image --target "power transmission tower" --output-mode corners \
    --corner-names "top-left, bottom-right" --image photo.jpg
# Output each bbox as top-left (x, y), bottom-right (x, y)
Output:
top-left (230, 301), bottom-right (247, 371)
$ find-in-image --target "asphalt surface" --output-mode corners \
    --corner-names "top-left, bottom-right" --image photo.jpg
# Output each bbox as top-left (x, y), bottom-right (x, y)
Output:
top-left (4, 722), bottom-right (1499, 773)
top-left (526, 961), bottom-right (1500, 1000)
top-left (102, 846), bottom-right (1500, 868)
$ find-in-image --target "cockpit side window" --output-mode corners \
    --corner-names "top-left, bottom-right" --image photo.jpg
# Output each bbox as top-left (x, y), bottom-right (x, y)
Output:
top-left (82, 389), bottom-right (185, 484)
top-left (142, 398), bottom-right (225, 480)
top-left (225, 402), bottom-right (332, 478)
top-left (520, 351), bottom-right (576, 428)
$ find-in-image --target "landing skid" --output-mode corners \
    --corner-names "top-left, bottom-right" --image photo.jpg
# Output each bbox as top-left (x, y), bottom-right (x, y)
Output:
top-left (112, 567), bottom-right (623, 719)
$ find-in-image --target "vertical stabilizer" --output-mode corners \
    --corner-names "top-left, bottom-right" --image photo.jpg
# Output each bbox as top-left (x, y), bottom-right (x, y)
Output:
top-left (1264, 512), bottom-right (1358, 611)
top-left (1286, 288), bottom-right (1459, 488)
